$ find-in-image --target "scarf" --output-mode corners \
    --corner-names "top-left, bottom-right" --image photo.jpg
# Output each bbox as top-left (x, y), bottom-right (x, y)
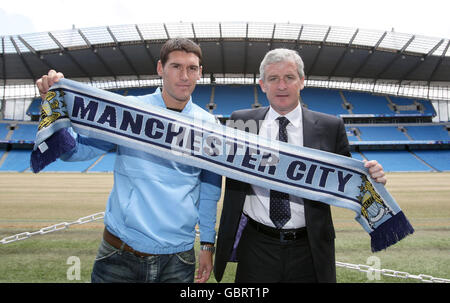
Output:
top-left (30, 79), bottom-right (414, 252)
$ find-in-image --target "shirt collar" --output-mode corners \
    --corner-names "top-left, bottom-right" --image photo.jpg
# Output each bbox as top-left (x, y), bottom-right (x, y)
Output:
top-left (153, 87), bottom-right (193, 114)
top-left (267, 103), bottom-right (303, 128)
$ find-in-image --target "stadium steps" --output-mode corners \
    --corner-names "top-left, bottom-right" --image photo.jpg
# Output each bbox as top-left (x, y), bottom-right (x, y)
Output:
top-left (339, 91), bottom-right (353, 114)
top-left (0, 150), bottom-right (8, 167)
top-left (385, 96), bottom-right (400, 114)
top-left (85, 153), bottom-right (107, 172)
top-left (408, 150), bottom-right (440, 172)
top-left (398, 126), bottom-right (414, 140)
top-left (4, 125), bottom-right (14, 141)
top-left (252, 86), bottom-right (261, 108)
top-left (207, 86), bottom-right (217, 113)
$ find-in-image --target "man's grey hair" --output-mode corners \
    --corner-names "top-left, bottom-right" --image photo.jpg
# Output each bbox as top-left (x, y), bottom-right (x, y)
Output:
top-left (259, 48), bottom-right (305, 81)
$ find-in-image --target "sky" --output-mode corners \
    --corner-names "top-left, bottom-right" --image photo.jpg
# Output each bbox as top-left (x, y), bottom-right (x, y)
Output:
top-left (0, 0), bottom-right (449, 38)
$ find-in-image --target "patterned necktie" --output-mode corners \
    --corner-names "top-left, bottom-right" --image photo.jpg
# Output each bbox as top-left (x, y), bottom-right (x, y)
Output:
top-left (270, 116), bottom-right (291, 228)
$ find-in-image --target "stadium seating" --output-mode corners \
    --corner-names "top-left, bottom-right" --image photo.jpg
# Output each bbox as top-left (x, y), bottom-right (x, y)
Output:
top-left (412, 150), bottom-right (450, 171)
top-left (0, 123), bottom-right (10, 140)
top-left (256, 86), bottom-right (270, 107)
top-left (357, 126), bottom-right (409, 141)
top-left (342, 91), bottom-right (392, 115)
top-left (301, 88), bottom-right (348, 116)
top-left (88, 152), bottom-right (116, 172)
top-left (361, 150), bottom-right (432, 172)
top-left (0, 150), bottom-right (31, 172)
top-left (213, 85), bottom-right (255, 116)
top-left (389, 96), bottom-right (435, 116)
top-left (191, 85), bottom-right (213, 112)
top-left (405, 125), bottom-right (450, 141)
top-left (40, 156), bottom-right (100, 172)
top-left (10, 124), bottom-right (38, 142)
top-left (1, 84), bottom-right (449, 173)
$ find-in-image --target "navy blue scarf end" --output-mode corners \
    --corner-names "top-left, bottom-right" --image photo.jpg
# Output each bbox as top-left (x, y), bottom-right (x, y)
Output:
top-left (370, 211), bottom-right (415, 252)
top-left (30, 128), bottom-right (76, 173)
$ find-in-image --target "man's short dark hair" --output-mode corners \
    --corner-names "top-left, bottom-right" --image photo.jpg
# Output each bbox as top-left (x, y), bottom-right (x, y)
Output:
top-left (160, 38), bottom-right (203, 66)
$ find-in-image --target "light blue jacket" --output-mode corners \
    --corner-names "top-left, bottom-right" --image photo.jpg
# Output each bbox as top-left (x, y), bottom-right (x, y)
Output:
top-left (61, 88), bottom-right (222, 254)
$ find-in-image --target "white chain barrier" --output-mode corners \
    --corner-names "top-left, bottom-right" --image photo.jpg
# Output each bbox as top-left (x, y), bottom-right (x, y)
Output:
top-left (336, 261), bottom-right (450, 283)
top-left (1, 212), bottom-right (449, 283)
top-left (0, 212), bottom-right (105, 244)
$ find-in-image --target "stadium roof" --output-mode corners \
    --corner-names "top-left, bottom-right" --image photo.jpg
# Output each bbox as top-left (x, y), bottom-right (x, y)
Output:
top-left (1, 22), bottom-right (450, 84)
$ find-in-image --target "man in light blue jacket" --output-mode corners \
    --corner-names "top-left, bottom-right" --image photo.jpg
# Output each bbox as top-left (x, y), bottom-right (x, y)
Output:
top-left (36, 38), bottom-right (222, 283)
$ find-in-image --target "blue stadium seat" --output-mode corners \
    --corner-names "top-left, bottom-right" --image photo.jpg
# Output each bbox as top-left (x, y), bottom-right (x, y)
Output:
top-left (192, 85), bottom-right (212, 112)
top-left (361, 150), bottom-right (432, 172)
top-left (390, 96), bottom-right (436, 116)
top-left (124, 87), bottom-right (157, 96)
top-left (0, 123), bottom-right (10, 140)
top-left (301, 88), bottom-right (347, 116)
top-left (350, 151), bottom-right (365, 161)
top-left (405, 125), bottom-right (450, 141)
top-left (345, 127), bottom-right (359, 141)
top-left (214, 85), bottom-right (255, 116)
top-left (10, 124), bottom-right (38, 141)
top-left (40, 156), bottom-right (100, 172)
top-left (0, 150), bottom-right (31, 172)
top-left (412, 150), bottom-right (450, 171)
top-left (256, 86), bottom-right (270, 107)
top-left (357, 126), bottom-right (408, 141)
top-left (88, 152), bottom-right (116, 172)
top-left (342, 91), bottom-right (392, 115)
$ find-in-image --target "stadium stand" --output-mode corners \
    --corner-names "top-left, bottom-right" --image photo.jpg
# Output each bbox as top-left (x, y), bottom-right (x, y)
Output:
top-left (9, 124), bottom-right (38, 142)
top-left (389, 96), bottom-right (436, 116)
top-left (1, 86), bottom-right (449, 173)
top-left (301, 88), bottom-right (348, 116)
top-left (88, 152), bottom-right (116, 172)
top-left (361, 150), bottom-right (433, 172)
top-left (40, 156), bottom-right (101, 172)
top-left (0, 123), bottom-right (10, 140)
top-left (213, 85), bottom-right (255, 116)
top-left (191, 85), bottom-right (213, 112)
top-left (342, 91), bottom-right (392, 115)
top-left (0, 150), bottom-right (31, 172)
top-left (356, 126), bottom-right (409, 141)
top-left (256, 86), bottom-right (270, 107)
top-left (412, 149), bottom-right (450, 171)
top-left (405, 125), bottom-right (450, 141)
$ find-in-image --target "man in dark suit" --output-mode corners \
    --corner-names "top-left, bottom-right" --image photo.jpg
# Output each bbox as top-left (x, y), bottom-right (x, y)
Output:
top-left (214, 48), bottom-right (386, 283)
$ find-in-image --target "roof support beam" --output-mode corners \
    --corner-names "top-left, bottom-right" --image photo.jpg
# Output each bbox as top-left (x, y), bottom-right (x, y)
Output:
top-left (351, 31), bottom-right (387, 80)
top-left (243, 23), bottom-right (249, 76)
top-left (307, 26), bottom-right (331, 76)
top-left (1, 37), bottom-right (5, 82)
top-left (218, 23), bottom-right (226, 75)
top-left (376, 35), bottom-right (416, 79)
top-left (329, 28), bottom-right (359, 79)
top-left (400, 39), bottom-right (444, 82)
top-left (48, 32), bottom-right (92, 81)
top-left (107, 26), bottom-right (140, 78)
top-left (10, 36), bottom-right (36, 81)
top-left (428, 40), bottom-right (450, 84)
top-left (135, 25), bottom-right (157, 73)
top-left (17, 35), bottom-right (54, 72)
top-left (78, 29), bottom-right (116, 80)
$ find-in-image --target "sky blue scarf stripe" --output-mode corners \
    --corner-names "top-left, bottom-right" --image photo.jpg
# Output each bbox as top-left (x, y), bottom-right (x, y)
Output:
top-left (31, 79), bottom-right (414, 252)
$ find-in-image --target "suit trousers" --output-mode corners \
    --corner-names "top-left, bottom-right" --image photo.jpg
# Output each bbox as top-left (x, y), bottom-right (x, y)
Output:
top-left (235, 221), bottom-right (317, 283)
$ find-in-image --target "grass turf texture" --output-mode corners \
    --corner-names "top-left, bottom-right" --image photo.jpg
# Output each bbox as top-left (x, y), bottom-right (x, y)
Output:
top-left (0, 172), bottom-right (449, 283)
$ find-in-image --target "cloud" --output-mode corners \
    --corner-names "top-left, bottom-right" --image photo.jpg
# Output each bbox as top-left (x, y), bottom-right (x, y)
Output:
top-left (0, 9), bottom-right (36, 36)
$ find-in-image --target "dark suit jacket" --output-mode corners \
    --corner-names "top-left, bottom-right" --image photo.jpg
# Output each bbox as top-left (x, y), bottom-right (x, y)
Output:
top-left (214, 105), bottom-right (351, 282)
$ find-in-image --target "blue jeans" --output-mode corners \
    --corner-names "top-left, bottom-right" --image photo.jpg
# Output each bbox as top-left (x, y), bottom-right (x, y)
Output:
top-left (91, 239), bottom-right (196, 283)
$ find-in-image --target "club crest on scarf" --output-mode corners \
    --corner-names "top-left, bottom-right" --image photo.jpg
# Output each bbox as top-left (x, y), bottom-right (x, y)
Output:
top-left (357, 175), bottom-right (393, 229)
top-left (38, 90), bottom-right (68, 130)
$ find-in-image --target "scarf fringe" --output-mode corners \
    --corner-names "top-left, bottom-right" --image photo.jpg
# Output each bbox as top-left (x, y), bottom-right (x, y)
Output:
top-left (30, 128), bottom-right (76, 173)
top-left (370, 211), bottom-right (415, 252)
